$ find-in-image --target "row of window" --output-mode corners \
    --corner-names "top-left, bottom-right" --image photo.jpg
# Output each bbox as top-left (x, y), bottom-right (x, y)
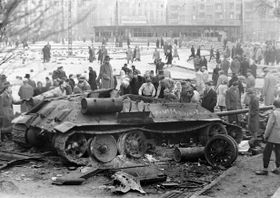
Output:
top-left (95, 27), bottom-right (239, 38)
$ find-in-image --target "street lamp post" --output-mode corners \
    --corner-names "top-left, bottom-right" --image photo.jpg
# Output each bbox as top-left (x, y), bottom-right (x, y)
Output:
top-left (68, 0), bottom-right (72, 56)
top-left (240, 0), bottom-right (244, 42)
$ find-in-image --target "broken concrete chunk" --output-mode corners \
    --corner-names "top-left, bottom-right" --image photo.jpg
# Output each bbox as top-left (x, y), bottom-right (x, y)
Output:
top-left (111, 171), bottom-right (145, 194)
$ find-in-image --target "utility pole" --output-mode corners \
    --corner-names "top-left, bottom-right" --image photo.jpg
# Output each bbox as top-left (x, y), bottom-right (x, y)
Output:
top-left (115, 0), bottom-right (119, 47)
top-left (61, 0), bottom-right (64, 44)
top-left (68, 0), bottom-right (72, 56)
top-left (240, 0), bottom-right (244, 42)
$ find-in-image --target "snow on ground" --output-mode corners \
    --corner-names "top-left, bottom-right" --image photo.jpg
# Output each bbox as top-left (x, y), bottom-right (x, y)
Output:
top-left (0, 41), bottom-right (267, 106)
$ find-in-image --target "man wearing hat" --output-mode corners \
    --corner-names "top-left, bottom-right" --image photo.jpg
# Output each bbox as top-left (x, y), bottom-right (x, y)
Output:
top-left (18, 78), bottom-right (34, 113)
top-left (88, 67), bottom-right (97, 90)
top-left (24, 74), bottom-right (36, 89)
top-left (201, 81), bottom-right (217, 112)
top-left (263, 67), bottom-right (278, 105)
top-left (226, 81), bottom-right (241, 123)
top-left (97, 55), bottom-right (114, 89)
top-left (155, 58), bottom-right (164, 75)
top-left (221, 55), bottom-right (230, 76)
top-left (245, 88), bottom-right (260, 148)
top-left (0, 75), bottom-right (8, 91)
top-left (52, 66), bottom-right (67, 81)
top-left (76, 76), bottom-right (91, 92)
top-left (230, 56), bottom-right (241, 75)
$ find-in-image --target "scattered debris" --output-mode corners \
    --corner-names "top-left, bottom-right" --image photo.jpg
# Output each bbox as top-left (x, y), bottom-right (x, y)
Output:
top-left (0, 180), bottom-right (20, 194)
top-left (160, 190), bottom-right (186, 198)
top-left (0, 151), bottom-right (42, 171)
top-left (174, 147), bottom-right (204, 162)
top-left (111, 171), bottom-right (145, 194)
top-left (52, 177), bottom-right (85, 185)
top-left (238, 140), bottom-right (250, 153)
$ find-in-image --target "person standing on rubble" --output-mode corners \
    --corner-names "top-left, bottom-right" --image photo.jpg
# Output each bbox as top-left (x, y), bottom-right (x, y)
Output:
top-left (0, 82), bottom-right (14, 134)
top-left (88, 67), bottom-right (97, 90)
top-left (225, 81), bottom-right (241, 124)
top-left (88, 46), bottom-right (94, 63)
top-left (97, 55), bottom-right (114, 89)
top-left (18, 78), bottom-right (34, 113)
top-left (209, 46), bottom-right (215, 62)
top-left (256, 99), bottom-right (280, 175)
top-left (262, 68), bottom-right (278, 106)
top-left (201, 81), bottom-right (217, 112)
top-left (245, 89), bottom-right (260, 147)
top-left (188, 45), bottom-right (195, 61)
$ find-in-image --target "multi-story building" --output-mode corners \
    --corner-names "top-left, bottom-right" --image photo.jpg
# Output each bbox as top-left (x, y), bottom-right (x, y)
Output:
top-left (117, 0), bottom-right (166, 25)
top-left (94, 0), bottom-right (241, 42)
top-left (243, 0), bottom-right (279, 41)
top-left (7, 0), bottom-right (279, 42)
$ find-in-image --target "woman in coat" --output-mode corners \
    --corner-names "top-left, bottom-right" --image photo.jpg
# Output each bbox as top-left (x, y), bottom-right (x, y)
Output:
top-left (216, 80), bottom-right (227, 111)
top-left (0, 82), bottom-right (14, 129)
top-left (263, 69), bottom-right (278, 106)
top-left (256, 100), bottom-right (280, 175)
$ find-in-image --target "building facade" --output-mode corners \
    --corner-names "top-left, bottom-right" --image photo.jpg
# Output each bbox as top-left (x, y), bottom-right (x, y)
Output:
top-left (4, 0), bottom-right (279, 42)
top-left (243, 0), bottom-right (280, 41)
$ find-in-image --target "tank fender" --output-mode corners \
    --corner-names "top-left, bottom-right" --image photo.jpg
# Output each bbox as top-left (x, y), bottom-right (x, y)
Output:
top-left (54, 121), bottom-right (76, 133)
top-left (11, 114), bottom-right (35, 126)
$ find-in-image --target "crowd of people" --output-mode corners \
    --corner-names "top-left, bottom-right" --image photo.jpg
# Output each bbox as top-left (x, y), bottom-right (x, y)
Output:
top-left (1, 39), bottom-right (280, 144)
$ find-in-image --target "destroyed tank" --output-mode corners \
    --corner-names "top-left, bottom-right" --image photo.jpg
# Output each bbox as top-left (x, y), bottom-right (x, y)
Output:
top-left (12, 88), bottom-right (244, 167)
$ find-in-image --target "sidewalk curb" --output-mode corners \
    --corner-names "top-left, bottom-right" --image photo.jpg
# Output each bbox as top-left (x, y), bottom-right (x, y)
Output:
top-left (189, 154), bottom-right (262, 198)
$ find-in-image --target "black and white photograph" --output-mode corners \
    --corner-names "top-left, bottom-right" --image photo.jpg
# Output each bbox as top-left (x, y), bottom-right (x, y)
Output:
top-left (0, 0), bottom-right (280, 197)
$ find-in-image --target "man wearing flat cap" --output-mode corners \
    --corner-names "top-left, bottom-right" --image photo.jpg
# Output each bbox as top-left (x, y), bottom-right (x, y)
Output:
top-left (88, 67), bottom-right (97, 90)
top-left (226, 81), bottom-right (241, 123)
top-left (24, 74), bottom-right (36, 89)
top-left (97, 55), bottom-right (114, 89)
top-left (245, 88), bottom-right (260, 147)
top-left (18, 78), bottom-right (34, 113)
top-left (201, 81), bottom-right (217, 112)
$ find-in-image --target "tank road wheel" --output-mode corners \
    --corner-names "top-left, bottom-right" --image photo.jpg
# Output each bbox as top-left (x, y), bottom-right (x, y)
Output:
top-left (117, 131), bottom-right (147, 158)
top-left (12, 124), bottom-right (31, 148)
top-left (204, 134), bottom-right (238, 168)
top-left (54, 133), bottom-right (88, 165)
top-left (26, 127), bottom-right (44, 147)
top-left (88, 135), bottom-right (117, 163)
top-left (227, 125), bottom-right (243, 144)
top-left (199, 123), bottom-right (227, 146)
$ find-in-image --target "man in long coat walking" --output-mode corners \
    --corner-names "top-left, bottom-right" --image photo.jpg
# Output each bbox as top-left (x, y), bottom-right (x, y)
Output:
top-left (18, 79), bottom-right (34, 113)
top-left (97, 56), bottom-right (114, 89)
top-left (263, 68), bottom-right (277, 106)
top-left (246, 89), bottom-right (260, 141)
top-left (88, 67), bottom-right (97, 90)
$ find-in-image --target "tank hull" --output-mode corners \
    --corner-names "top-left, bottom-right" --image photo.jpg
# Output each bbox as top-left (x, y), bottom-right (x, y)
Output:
top-left (11, 92), bottom-right (242, 166)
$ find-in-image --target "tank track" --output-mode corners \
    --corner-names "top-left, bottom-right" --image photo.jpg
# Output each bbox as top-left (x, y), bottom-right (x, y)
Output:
top-left (53, 132), bottom-right (89, 165)
top-left (12, 124), bottom-right (31, 148)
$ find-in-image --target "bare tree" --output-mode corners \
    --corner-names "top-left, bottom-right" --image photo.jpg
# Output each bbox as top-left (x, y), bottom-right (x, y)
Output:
top-left (0, 0), bottom-right (95, 69)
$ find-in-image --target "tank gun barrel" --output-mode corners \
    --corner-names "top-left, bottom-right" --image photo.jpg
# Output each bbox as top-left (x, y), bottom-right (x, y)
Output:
top-left (216, 106), bottom-right (273, 117)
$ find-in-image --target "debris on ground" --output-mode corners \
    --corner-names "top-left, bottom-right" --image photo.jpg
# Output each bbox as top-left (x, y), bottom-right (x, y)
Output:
top-left (0, 150), bottom-right (42, 171)
top-left (0, 180), bottom-right (19, 194)
top-left (111, 171), bottom-right (146, 194)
